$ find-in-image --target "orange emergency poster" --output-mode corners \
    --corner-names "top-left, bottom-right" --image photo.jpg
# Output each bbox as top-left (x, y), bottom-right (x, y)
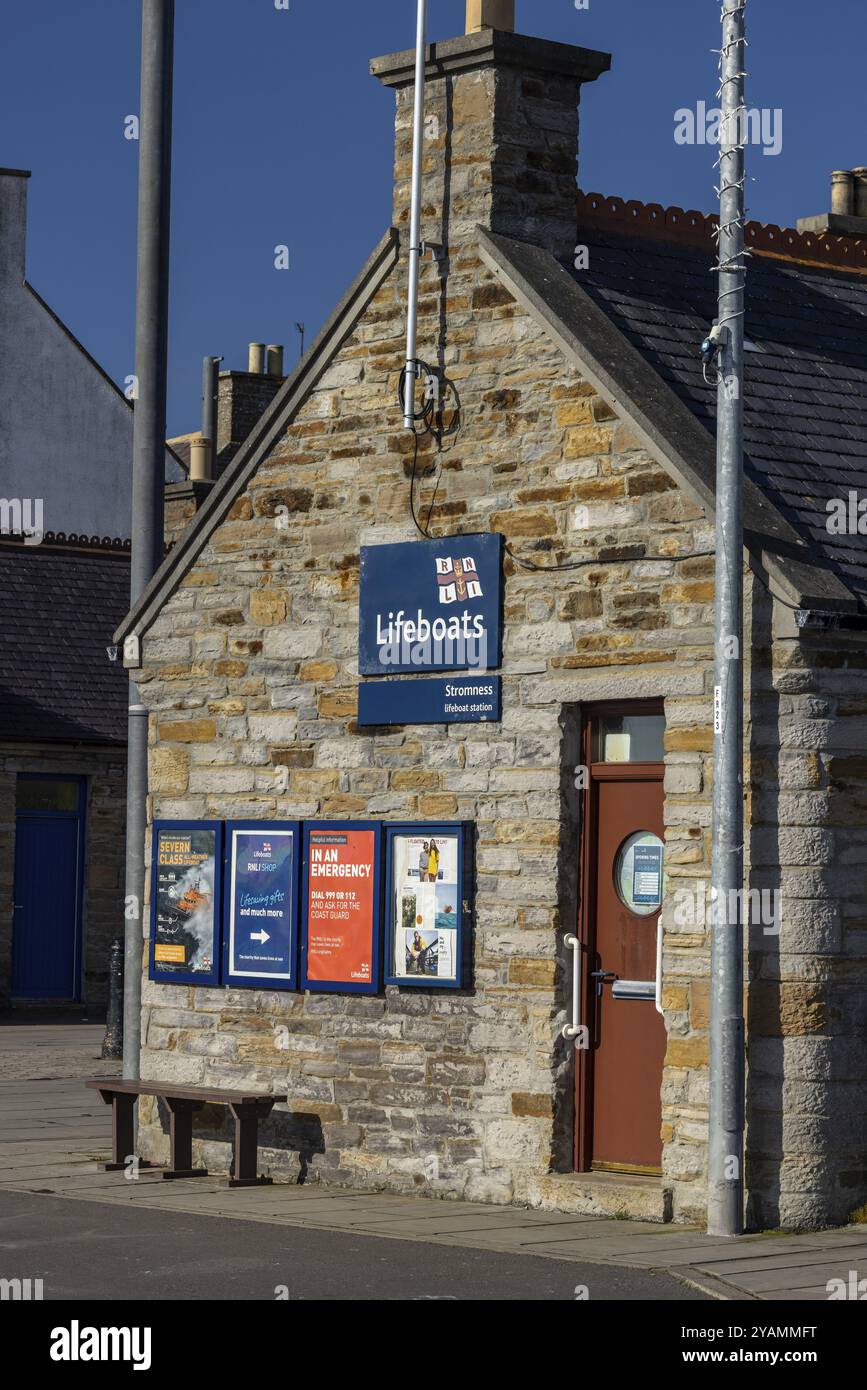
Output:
top-left (303, 827), bottom-right (380, 989)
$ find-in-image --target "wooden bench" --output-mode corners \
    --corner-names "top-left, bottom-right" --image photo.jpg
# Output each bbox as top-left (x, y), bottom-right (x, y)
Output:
top-left (85, 1080), bottom-right (287, 1187)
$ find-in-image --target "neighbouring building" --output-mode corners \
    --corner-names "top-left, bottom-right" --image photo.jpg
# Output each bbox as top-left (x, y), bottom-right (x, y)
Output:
top-left (115, 13), bottom-right (867, 1228)
top-left (0, 167), bottom-right (181, 1009)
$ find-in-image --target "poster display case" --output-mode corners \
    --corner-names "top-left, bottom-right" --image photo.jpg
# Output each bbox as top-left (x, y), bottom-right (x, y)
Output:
top-left (149, 821), bottom-right (223, 987)
top-left (223, 821), bottom-right (301, 989)
top-left (300, 822), bottom-right (382, 994)
top-left (383, 823), bottom-right (471, 988)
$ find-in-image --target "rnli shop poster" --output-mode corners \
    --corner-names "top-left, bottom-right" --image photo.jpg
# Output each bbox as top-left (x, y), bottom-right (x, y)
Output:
top-left (300, 822), bottom-right (382, 994)
top-left (223, 822), bottom-right (300, 989)
top-left (384, 823), bottom-right (468, 988)
top-left (149, 821), bottom-right (223, 987)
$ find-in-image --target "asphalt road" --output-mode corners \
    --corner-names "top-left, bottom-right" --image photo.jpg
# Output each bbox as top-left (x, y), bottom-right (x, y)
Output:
top-left (0, 1191), bottom-right (708, 1301)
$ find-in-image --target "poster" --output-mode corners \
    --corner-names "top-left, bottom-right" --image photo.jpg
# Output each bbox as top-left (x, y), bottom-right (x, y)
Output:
top-left (301, 823), bottom-right (381, 993)
top-left (385, 824), bottom-right (467, 988)
top-left (224, 823), bottom-right (299, 988)
top-left (632, 843), bottom-right (663, 906)
top-left (150, 822), bottom-right (222, 986)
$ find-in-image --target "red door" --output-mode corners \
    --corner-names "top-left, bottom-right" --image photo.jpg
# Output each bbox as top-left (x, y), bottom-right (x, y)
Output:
top-left (575, 714), bottom-right (667, 1174)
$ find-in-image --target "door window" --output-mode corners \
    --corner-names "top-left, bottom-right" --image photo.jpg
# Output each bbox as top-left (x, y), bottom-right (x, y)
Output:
top-left (614, 830), bottom-right (665, 916)
top-left (16, 778), bottom-right (81, 814)
top-left (593, 714), bottom-right (665, 763)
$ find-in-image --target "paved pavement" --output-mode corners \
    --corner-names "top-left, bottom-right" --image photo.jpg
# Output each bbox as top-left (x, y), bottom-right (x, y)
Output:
top-left (0, 1015), bottom-right (116, 1081)
top-left (1, 1022), bottom-right (866, 1301)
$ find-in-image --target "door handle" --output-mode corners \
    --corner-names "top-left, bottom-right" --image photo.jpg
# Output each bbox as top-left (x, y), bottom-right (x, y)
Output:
top-left (655, 916), bottom-right (663, 1015)
top-left (561, 935), bottom-right (583, 1044)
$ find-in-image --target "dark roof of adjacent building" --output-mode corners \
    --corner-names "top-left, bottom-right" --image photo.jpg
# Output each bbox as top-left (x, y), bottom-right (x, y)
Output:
top-left (0, 545), bottom-right (130, 745)
top-left (570, 195), bottom-right (867, 608)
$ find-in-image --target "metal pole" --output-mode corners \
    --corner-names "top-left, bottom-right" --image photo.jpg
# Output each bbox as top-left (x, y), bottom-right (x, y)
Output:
top-left (202, 355), bottom-right (221, 477)
top-left (708, 0), bottom-right (747, 1237)
top-left (402, 0), bottom-right (427, 428)
top-left (112, 0), bottom-right (174, 1079)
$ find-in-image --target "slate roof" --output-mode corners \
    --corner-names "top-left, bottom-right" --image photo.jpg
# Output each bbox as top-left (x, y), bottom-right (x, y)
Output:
top-left (115, 211), bottom-right (867, 643)
top-left (0, 546), bottom-right (130, 744)
top-left (569, 223), bottom-right (867, 608)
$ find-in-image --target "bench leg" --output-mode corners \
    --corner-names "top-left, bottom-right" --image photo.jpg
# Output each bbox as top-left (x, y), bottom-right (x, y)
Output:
top-left (227, 1102), bottom-right (274, 1187)
top-left (97, 1090), bottom-right (157, 1173)
top-left (163, 1099), bottom-right (208, 1180)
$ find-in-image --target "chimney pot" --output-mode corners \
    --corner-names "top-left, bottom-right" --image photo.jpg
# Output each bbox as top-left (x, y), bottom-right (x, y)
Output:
top-left (466, 0), bottom-right (515, 33)
top-left (248, 342), bottom-right (266, 374)
top-left (189, 435), bottom-right (212, 482)
top-left (266, 344), bottom-right (284, 377)
top-left (831, 170), bottom-right (855, 217)
top-left (852, 167), bottom-right (867, 219)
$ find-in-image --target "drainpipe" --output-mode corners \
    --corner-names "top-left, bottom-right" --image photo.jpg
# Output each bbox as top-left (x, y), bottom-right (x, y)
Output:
top-left (708, 0), bottom-right (747, 1238)
top-left (201, 355), bottom-right (221, 477)
top-left (113, 0), bottom-right (175, 1080)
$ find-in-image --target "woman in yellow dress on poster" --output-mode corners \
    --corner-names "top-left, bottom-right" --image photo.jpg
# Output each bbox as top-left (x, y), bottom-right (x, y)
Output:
top-left (427, 839), bottom-right (439, 882)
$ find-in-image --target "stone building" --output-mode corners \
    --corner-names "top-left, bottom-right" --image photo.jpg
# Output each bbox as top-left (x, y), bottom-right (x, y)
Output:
top-left (0, 165), bottom-right (183, 1009)
top-left (116, 15), bottom-right (867, 1228)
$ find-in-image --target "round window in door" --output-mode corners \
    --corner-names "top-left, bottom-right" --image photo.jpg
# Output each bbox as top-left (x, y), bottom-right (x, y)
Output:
top-left (614, 831), bottom-right (665, 916)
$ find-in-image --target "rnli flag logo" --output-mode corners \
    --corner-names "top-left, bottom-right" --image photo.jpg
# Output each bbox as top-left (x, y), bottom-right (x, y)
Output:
top-left (262, 842), bottom-right (272, 854)
top-left (435, 555), bottom-right (483, 605)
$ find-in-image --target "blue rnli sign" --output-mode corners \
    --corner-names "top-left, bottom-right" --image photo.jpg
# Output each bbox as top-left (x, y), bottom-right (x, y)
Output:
top-left (358, 534), bottom-right (504, 676)
top-left (358, 676), bottom-right (502, 727)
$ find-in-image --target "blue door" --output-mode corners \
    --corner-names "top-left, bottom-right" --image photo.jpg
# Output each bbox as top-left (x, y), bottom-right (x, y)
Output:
top-left (11, 776), bottom-right (86, 1000)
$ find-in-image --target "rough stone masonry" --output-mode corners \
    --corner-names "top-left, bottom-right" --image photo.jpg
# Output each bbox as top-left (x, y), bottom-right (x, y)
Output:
top-left (131, 31), bottom-right (867, 1229)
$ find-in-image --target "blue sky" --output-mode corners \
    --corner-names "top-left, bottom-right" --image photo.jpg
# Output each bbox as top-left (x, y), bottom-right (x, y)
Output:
top-left (2, 0), bottom-right (863, 436)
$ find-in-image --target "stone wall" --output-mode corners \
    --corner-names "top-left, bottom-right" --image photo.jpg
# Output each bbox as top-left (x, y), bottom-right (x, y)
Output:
top-left (744, 604), bottom-right (867, 1229)
top-left (134, 237), bottom-right (722, 1211)
top-left (0, 743), bottom-right (126, 1008)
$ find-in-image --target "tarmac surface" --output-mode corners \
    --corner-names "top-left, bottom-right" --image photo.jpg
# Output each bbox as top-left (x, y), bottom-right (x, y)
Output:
top-left (2, 1021), bottom-right (866, 1302)
top-left (0, 1189), bottom-right (703, 1301)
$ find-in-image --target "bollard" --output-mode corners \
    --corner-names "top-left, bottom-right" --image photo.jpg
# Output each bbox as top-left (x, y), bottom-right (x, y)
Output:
top-left (101, 938), bottom-right (125, 1059)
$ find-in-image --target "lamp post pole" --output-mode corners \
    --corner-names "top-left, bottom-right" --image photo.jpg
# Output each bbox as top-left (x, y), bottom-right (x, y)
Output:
top-left (708, 0), bottom-right (748, 1238)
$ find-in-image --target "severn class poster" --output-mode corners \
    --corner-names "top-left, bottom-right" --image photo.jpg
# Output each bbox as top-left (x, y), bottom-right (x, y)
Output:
top-left (300, 822), bottom-right (382, 993)
top-left (150, 821), bottom-right (222, 987)
top-left (223, 823), bottom-right (300, 989)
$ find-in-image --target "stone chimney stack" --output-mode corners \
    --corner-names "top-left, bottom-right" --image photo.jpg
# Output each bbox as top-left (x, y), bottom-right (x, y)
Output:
top-left (798, 167), bottom-right (867, 239)
top-left (466, 0), bottom-right (515, 32)
top-left (0, 168), bottom-right (30, 285)
top-left (371, 26), bottom-right (610, 262)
